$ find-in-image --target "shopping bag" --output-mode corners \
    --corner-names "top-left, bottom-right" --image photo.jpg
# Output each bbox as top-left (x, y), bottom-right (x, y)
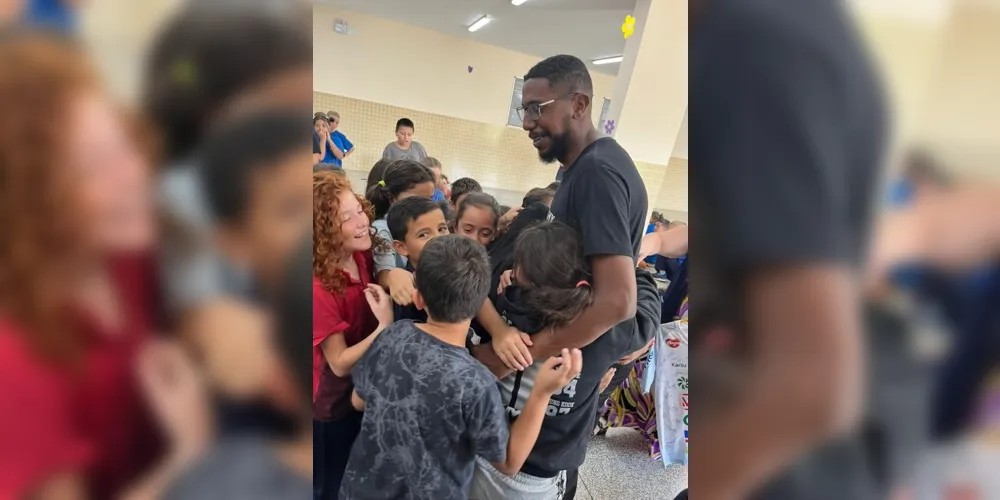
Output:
top-left (656, 319), bottom-right (689, 466)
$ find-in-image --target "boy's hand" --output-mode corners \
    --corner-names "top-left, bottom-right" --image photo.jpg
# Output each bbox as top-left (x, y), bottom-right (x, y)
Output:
top-left (493, 325), bottom-right (533, 371)
top-left (535, 348), bottom-right (583, 395)
top-left (385, 268), bottom-right (416, 305)
top-left (497, 269), bottom-right (513, 295)
top-left (364, 283), bottom-right (394, 326)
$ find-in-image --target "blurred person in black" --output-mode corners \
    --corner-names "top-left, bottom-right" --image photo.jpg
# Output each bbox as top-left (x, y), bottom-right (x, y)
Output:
top-left (689, 0), bottom-right (890, 499)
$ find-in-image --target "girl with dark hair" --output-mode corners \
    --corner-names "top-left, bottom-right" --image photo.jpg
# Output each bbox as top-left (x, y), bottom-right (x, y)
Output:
top-left (468, 221), bottom-right (661, 499)
top-left (365, 160), bottom-right (436, 305)
top-left (454, 192), bottom-right (502, 247)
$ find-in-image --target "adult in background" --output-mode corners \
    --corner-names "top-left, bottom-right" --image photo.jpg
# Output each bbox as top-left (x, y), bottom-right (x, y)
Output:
top-left (324, 111), bottom-right (354, 168)
top-left (381, 118), bottom-right (427, 163)
top-left (472, 54), bottom-right (648, 500)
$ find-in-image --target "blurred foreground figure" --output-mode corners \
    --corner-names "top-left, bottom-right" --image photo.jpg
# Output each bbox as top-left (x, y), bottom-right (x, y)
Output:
top-left (0, 32), bottom-right (172, 499)
top-left (690, 0), bottom-right (890, 498)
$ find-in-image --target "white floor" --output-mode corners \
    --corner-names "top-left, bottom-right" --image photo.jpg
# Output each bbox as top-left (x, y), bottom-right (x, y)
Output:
top-left (578, 428), bottom-right (688, 499)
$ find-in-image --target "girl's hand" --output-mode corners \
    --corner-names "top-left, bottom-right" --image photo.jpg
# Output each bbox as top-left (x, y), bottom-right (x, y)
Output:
top-left (492, 325), bottom-right (534, 371)
top-left (364, 283), bottom-right (394, 327)
top-left (385, 268), bottom-right (416, 305)
top-left (497, 269), bottom-right (513, 295)
top-left (137, 339), bottom-right (211, 461)
top-left (534, 348), bottom-right (583, 395)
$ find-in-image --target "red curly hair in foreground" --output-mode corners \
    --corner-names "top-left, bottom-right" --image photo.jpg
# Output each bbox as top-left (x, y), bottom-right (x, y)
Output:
top-left (0, 34), bottom-right (98, 363)
top-left (313, 170), bottom-right (388, 294)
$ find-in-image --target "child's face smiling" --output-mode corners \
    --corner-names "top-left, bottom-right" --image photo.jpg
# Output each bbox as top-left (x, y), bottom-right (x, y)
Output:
top-left (338, 190), bottom-right (372, 255)
top-left (456, 206), bottom-right (496, 247)
top-left (396, 209), bottom-right (449, 267)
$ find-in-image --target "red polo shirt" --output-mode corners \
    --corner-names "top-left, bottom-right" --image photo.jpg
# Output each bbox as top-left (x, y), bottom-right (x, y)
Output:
top-left (312, 250), bottom-right (379, 422)
top-left (0, 256), bottom-right (161, 499)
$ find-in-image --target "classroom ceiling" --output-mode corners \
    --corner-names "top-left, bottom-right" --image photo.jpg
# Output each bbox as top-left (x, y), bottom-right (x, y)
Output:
top-left (316, 0), bottom-right (636, 75)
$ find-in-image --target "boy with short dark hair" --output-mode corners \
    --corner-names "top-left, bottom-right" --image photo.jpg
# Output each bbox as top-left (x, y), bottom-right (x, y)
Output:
top-left (342, 236), bottom-right (583, 500)
top-left (522, 187), bottom-right (556, 208)
top-left (381, 117), bottom-right (428, 162)
top-left (201, 109), bottom-right (313, 295)
top-left (384, 197), bottom-right (451, 322)
top-left (450, 177), bottom-right (483, 210)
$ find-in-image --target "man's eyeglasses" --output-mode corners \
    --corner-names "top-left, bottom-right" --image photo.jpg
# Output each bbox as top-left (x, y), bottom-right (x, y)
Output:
top-left (516, 93), bottom-right (582, 122)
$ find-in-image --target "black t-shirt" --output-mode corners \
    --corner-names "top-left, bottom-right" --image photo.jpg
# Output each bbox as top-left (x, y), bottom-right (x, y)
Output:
top-left (549, 137), bottom-right (647, 262)
top-left (470, 268), bottom-right (661, 476)
top-left (313, 132), bottom-right (321, 155)
top-left (691, 0), bottom-right (890, 497)
top-left (690, 0), bottom-right (885, 342)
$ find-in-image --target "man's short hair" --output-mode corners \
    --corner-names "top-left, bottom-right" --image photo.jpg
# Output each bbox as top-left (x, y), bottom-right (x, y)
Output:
top-left (414, 235), bottom-right (491, 323)
top-left (524, 54), bottom-right (594, 95)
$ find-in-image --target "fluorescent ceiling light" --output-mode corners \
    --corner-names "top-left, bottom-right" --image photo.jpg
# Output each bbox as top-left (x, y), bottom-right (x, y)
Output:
top-left (512, 0), bottom-right (529, 5)
top-left (592, 56), bottom-right (624, 65)
top-left (468, 15), bottom-right (492, 32)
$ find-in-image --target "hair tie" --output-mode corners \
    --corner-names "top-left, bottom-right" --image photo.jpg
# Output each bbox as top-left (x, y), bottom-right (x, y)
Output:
top-left (377, 180), bottom-right (386, 187)
top-left (576, 280), bottom-right (590, 288)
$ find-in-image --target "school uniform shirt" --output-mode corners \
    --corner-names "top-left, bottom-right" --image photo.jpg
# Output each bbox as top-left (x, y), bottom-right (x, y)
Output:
top-left (342, 320), bottom-right (508, 500)
top-left (371, 218), bottom-right (407, 275)
top-left (312, 251), bottom-right (379, 422)
top-left (325, 130), bottom-right (353, 167)
top-left (24, 0), bottom-right (77, 32)
top-left (0, 256), bottom-right (162, 499)
top-left (381, 141), bottom-right (428, 163)
top-left (470, 268), bottom-right (661, 477)
top-left (392, 263), bottom-right (427, 323)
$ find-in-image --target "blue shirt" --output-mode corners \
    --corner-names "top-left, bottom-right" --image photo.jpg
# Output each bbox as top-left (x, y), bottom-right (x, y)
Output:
top-left (324, 130), bottom-right (353, 167)
top-left (432, 189), bottom-right (446, 202)
top-left (24, 0), bottom-right (76, 32)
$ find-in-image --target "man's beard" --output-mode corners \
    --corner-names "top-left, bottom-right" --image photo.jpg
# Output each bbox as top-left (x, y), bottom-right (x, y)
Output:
top-left (539, 130), bottom-right (570, 165)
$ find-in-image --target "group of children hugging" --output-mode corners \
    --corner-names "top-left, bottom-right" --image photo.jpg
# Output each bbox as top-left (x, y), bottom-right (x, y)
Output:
top-left (312, 157), bottom-right (663, 500)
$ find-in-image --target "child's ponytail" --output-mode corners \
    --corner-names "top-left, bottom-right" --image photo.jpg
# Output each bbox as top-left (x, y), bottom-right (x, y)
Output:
top-left (513, 221), bottom-right (595, 329)
top-left (364, 159), bottom-right (434, 220)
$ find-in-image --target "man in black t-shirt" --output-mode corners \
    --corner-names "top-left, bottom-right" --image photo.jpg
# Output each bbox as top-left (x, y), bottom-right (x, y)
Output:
top-left (471, 54), bottom-right (648, 499)
top-left (689, 0), bottom-right (889, 498)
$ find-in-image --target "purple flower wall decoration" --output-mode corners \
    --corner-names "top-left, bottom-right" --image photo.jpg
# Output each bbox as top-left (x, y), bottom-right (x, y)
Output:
top-left (604, 119), bottom-right (616, 135)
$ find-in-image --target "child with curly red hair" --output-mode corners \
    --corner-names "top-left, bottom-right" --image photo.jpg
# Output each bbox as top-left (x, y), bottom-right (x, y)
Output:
top-left (311, 170), bottom-right (394, 499)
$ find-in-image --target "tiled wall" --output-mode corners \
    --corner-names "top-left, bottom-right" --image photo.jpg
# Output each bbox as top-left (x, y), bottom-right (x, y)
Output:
top-left (315, 92), bottom-right (688, 218)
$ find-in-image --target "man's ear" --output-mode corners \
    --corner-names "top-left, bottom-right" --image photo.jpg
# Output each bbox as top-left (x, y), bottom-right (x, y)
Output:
top-left (573, 93), bottom-right (592, 120)
top-left (393, 240), bottom-right (410, 258)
